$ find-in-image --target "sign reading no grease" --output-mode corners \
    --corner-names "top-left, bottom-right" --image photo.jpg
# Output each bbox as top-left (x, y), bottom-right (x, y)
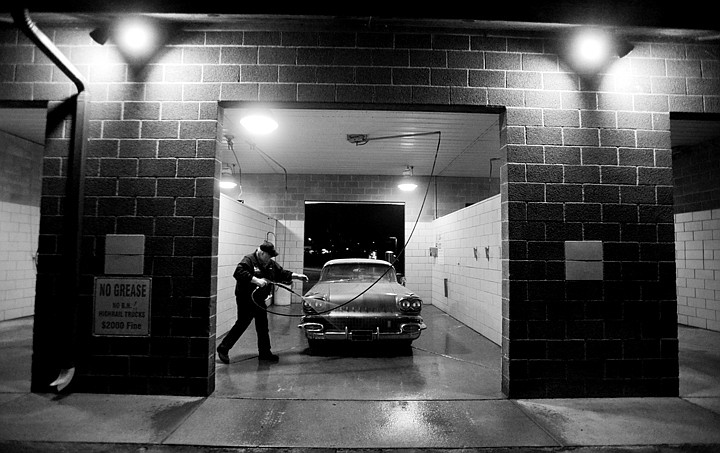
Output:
top-left (93, 277), bottom-right (151, 336)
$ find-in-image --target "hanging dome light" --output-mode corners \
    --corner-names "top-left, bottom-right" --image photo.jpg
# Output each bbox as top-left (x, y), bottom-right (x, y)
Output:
top-left (219, 166), bottom-right (237, 189)
top-left (398, 166), bottom-right (418, 192)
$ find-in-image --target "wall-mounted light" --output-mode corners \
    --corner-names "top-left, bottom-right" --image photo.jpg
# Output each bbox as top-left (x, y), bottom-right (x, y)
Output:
top-left (561, 27), bottom-right (634, 75)
top-left (240, 109), bottom-right (278, 135)
top-left (89, 27), bottom-right (109, 45)
top-left (90, 15), bottom-right (175, 70)
top-left (398, 166), bottom-right (418, 192)
top-left (219, 166), bottom-right (237, 189)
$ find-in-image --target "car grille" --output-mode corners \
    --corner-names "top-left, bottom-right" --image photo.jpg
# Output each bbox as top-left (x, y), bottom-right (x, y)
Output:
top-left (329, 294), bottom-right (397, 312)
top-left (320, 316), bottom-right (400, 333)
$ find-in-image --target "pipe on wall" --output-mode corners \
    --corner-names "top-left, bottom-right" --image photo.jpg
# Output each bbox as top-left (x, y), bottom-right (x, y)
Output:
top-left (12, 8), bottom-right (89, 392)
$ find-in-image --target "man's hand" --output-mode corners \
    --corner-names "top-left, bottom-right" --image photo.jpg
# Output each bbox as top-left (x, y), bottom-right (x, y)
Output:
top-left (252, 277), bottom-right (269, 287)
top-left (293, 273), bottom-right (309, 282)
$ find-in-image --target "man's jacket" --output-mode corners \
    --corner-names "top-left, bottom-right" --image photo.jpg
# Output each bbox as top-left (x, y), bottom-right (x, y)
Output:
top-left (233, 251), bottom-right (293, 301)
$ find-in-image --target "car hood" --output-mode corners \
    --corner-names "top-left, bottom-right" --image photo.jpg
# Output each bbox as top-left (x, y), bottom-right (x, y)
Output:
top-left (304, 281), bottom-right (417, 311)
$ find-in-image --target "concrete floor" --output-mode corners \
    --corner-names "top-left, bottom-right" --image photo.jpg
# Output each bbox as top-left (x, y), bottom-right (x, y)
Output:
top-left (215, 304), bottom-right (503, 401)
top-left (1, 304), bottom-right (720, 452)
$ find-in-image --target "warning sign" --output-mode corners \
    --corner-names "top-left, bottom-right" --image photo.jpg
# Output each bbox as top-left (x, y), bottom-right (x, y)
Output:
top-left (93, 277), bottom-right (151, 336)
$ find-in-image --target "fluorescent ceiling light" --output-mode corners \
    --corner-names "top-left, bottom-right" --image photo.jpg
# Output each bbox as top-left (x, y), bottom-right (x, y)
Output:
top-left (240, 110), bottom-right (278, 135)
top-left (398, 182), bottom-right (418, 191)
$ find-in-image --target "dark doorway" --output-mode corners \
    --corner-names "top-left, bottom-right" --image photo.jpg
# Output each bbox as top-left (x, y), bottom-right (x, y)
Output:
top-left (303, 201), bottom-right (405, 292)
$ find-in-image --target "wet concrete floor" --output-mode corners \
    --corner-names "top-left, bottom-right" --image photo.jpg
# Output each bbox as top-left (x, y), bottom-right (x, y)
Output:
top-left (1, 304), bottom-right (719, 452)
top-left (215, 304), bottom-right (503, 401)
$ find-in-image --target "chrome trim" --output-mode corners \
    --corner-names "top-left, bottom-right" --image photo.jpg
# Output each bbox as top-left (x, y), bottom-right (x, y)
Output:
top-left (400, 322), bottom-right (427, 332)
top-left (298, 322), bottom-right (324, 332)
top-left (300, 323), bottom-right (425, 341)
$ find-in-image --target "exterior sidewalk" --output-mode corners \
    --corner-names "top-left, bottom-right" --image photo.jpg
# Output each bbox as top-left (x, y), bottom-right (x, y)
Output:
top-left (1, 315), bottom-right (719, 452)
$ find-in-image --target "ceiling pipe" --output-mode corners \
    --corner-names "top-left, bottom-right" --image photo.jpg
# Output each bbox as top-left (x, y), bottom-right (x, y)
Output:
top-left (12, 8), bottom-right (90, 393)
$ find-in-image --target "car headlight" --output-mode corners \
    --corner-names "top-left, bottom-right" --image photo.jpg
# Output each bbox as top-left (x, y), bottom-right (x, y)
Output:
top-left (397, 296), bottom-right (422, 312)
top-left (302, 295), bottom-right (327, 313)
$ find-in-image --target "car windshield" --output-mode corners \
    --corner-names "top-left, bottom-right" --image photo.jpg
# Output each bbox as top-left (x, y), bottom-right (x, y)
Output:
top-left (320, 263), bottom-right (396, 283)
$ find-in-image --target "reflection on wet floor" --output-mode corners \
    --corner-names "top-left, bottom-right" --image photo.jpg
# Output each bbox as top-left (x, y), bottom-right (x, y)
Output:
top-left (214, 304), bottom-right (504, 400)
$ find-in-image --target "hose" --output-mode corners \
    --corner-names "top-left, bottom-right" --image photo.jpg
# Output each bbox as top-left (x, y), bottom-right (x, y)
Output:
top-left (250, 131), bottom-right (443, 318)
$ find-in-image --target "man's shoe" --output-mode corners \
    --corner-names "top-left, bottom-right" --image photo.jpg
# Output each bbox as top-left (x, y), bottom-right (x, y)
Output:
top-left (258, 352), bottom-right (279, 362)
top-left (217, 347), bottom-right (230, 364)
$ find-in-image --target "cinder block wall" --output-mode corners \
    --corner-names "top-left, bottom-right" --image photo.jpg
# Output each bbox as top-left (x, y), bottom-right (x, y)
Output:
top-left (673, 138), bottom-right (720, 214)
top-left (1, 18), bottom-right (719, 397)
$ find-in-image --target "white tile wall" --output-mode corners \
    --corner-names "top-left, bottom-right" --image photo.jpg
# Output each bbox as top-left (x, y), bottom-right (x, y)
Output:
top-left (0, 201), bottom-right (39, 321)
top-left (272, 219), bottom-right (305, 305)
top-left (429, 195), bottom-right (502, 344)
top-left (675, 208), bottom-right (720, 332)
top-left (217, 193), bottom-right (504, 345)
top-left (216, 194), bottom-right (277, 337)
top-left (404, 220), bottom-right (434, 303)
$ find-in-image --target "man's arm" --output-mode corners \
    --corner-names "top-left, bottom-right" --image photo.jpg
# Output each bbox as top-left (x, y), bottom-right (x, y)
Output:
top-left (233, 257), bottom-right (258, 284)
top-left (273, 263), bottom-right (308, 284)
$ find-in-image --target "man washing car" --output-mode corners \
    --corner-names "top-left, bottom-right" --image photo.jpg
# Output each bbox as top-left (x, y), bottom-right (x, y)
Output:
top-left (217, 240), bottom-right (308, 364)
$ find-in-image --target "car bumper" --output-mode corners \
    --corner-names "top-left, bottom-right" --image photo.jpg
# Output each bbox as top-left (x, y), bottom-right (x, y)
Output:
top-left (298, 316), bottom-right (426, 341)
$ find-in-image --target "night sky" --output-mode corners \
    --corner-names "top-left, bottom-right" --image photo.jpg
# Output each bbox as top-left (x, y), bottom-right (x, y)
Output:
top-left (304, 202), bottom-right (405, 275)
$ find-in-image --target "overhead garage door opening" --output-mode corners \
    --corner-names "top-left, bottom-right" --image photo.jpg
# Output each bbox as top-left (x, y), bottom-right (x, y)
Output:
top-left (303, 201), bottom-right (405, 292)
top-left (216, 103), bottom-right (504, 339)
top-left (214, 103), bottom-right (506, 398)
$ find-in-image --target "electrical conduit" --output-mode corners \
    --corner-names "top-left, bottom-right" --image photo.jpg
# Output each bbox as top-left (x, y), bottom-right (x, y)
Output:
top-left (12, 8), bottom-right (89, 392)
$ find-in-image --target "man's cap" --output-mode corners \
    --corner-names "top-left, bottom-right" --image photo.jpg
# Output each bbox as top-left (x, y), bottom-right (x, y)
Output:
top-left (259, 240), bottom-right (279, 257)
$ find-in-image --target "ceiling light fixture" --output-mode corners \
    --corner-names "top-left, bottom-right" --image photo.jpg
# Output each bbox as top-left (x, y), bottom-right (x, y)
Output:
top-left (239, 109), bottom-right (278, 135)
top-left (398, 166), bottom-right (418, 192)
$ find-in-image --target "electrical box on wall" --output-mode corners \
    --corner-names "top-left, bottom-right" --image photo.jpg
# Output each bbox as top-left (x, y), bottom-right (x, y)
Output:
top-left (105, 234), bottom-right (145, 275)
top-left (565, 240), bottom-right (603, 280)
top-left (429, 247), bottom-right (438, 257)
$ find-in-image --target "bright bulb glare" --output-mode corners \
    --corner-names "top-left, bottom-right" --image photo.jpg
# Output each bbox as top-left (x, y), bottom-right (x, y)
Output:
top-left (219, 180), bottom-right (237, 189)
top-left (398, 182), bottom-right (417, 191)
top-left (578, 34), bottom-right (607, 63)
top-left (115, 18), bottom-right (157, 58)
top-left (572, 29), bottom-right (612, 72)
top-left (240, 113), bottom-right (278, 135)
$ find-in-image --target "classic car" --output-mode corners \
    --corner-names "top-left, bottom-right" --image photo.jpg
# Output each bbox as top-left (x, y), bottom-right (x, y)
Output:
top-left (298, 258), bottom-right (426, 349)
